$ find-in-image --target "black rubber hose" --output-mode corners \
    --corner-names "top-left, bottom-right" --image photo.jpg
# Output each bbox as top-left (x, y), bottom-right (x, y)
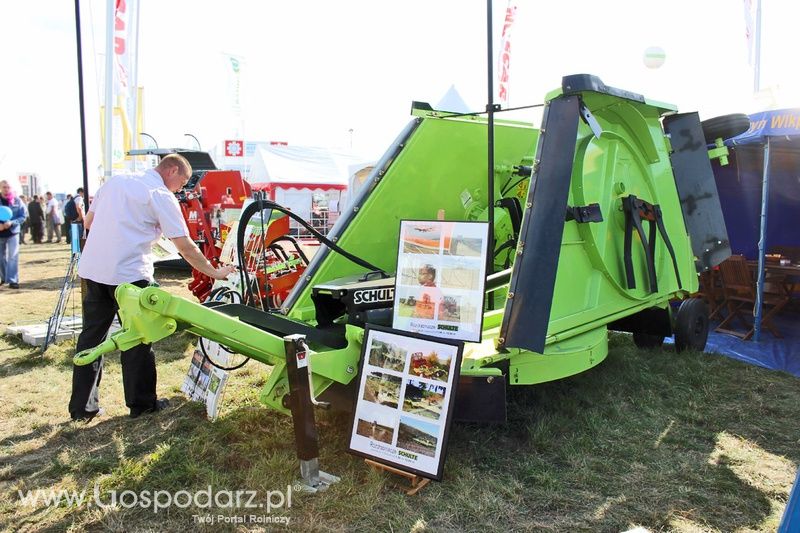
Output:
top-left (200, 287), bottom-right (249, 370)
top-left (263, 198), bottom-right (386, 274)
top-left (199, 335), bottom-right (250, 371)
top-left (236, 198), bottom-right (386, 280)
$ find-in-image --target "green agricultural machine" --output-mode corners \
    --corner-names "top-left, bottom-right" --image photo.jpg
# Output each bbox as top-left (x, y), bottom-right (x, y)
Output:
top-left (75, 74), bottom-right (743, 423)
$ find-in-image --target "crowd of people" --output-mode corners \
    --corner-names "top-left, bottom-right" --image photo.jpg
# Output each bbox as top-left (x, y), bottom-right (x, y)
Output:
top-left (0, 181), bottom-right (86, 289)
top-left (18, 188), bottom-right (85, 245)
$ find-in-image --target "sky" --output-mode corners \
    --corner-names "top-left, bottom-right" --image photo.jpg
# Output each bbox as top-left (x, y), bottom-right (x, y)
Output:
top-left (1, 0), bottom-right (799, 194)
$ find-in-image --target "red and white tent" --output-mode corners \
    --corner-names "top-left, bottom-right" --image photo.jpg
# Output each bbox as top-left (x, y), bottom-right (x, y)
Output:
top-left (248, 144), bottom-right (374, 235)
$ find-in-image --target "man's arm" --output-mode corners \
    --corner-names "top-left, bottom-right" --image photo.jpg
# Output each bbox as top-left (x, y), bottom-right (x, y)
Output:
top-left (83, 211), bottom-right (94, 230)
top-left (171, 236), bottom-right (236, 280)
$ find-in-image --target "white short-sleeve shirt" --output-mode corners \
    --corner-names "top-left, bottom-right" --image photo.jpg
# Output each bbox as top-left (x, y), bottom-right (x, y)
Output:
top-left (78, 169), bottom-right (189, 285)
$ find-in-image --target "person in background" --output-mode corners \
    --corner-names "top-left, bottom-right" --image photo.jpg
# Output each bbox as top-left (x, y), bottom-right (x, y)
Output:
top-left (63, 188), bottom-right (85, 245)
top-left (0, 180), bottom-right (27, 289)
top-left (62, 193), bottom-right (73, 244)
top-left (45, 191), bottom-right (62, 243)
top-left (69, 155), bottom-right (236, 421)
top-left (74, 187), bottom-right (86, 224)
top-left (18, 195), bottom-right (29, 245)
top-left (27, 194), bottom-right (45, 244)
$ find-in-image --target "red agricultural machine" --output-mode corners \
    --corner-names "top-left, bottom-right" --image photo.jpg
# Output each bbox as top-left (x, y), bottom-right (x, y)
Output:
top-left (129, 149), bottom-right (308, 305)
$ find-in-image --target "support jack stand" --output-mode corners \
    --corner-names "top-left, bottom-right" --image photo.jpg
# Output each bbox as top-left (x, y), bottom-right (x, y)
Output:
top-left (284, 334), bottom-right (340, 494)
top-left (297, 457), bottom-right (340, 494)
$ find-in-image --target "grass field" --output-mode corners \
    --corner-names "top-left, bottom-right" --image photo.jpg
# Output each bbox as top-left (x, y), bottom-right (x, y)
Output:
top-left (1, 243), bottom-right (798, 532)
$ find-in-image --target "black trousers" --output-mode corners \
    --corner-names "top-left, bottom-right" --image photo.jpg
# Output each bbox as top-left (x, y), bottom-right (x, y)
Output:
top-left (69, 279), bottom-right (158, 418)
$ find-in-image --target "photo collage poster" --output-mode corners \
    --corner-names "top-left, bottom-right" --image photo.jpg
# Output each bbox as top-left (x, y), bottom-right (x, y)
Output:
top-left (393, 220), bottom-right (489, 343)
top-left (180, 339), bottom-right (230, 421)
top-left (348, 326), bottom-right (463, 480)
top-left (180, 278), bottom-right (243, 421)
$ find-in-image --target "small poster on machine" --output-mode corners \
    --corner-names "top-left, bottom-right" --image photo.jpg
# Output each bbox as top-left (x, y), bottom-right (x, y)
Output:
top-left (347, 325), bottom-right (463, 480)
top-left (393, 220), bottom-right (489, 343)
top-left (180, 340), bottom-right (229, 421)
top-left (180, 279), bottom-right (243, 420)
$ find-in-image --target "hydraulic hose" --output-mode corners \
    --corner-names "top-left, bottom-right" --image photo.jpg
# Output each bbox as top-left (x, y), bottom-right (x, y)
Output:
top-left (235, 196), bottom-right (388, 302)
top-left (200, 286), bottom-right (250, 371)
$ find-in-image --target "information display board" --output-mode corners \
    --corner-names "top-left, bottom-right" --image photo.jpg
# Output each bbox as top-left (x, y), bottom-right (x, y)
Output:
top-left (348, 325), bottom-right (463, 480)
top-left (393, 220), bottom-right (489, 343)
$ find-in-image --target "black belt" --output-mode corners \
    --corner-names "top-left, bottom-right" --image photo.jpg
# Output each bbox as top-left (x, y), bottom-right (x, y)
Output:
top-left (622, 195), bottom-right (682, 294)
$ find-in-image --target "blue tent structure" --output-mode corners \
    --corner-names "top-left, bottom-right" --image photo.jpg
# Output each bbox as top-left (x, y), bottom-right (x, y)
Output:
top-left (713, 108), bottom-right (800, 342)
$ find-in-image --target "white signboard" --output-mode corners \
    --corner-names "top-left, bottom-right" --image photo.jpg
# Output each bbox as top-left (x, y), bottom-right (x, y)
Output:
top-left (348, 326), bottom-right (463, 480)
top-left (393, 220), bottom-right (489, 342)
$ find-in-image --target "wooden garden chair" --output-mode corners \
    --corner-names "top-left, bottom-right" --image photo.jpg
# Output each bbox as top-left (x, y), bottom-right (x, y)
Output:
top-left (715, 255), bottom-right (790, 340)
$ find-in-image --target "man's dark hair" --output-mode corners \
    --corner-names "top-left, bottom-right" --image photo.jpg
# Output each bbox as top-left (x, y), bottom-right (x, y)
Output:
top-left (77, 187), bottom-right (84, 194)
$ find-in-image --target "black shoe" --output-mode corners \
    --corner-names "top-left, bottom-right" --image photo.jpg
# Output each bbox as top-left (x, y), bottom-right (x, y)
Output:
top-left (129, 398), bottom-right (170, 419)
top-left (71, 408), bottom-right (104, 422)
top-left (8, 283), bottom-right (18, 289)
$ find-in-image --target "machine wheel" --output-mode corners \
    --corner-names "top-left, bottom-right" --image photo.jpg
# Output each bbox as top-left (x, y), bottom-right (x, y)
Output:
top-left (633, 331), bottom-right (665, 349)
top-left (674, 298), bottom-right (709, 352)
top-left (701, 113), bottom-right (750, 144)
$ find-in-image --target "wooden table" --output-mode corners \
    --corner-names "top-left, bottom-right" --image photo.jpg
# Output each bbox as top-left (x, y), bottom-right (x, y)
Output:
top-left (746, 260), bottom-right (800, 296)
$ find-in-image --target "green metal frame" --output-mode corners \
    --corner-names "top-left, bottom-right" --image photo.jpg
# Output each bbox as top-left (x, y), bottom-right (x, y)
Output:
top-left (74, 77), bottom-right (712, 414)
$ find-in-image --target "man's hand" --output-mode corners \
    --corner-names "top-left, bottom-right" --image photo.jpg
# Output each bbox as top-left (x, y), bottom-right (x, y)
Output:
top-left (211, 264), bottom-right (237, 280)
top-left (0, 222), bottom-right (11, 230)
top-left (171, 236), bottom-right (238, 281)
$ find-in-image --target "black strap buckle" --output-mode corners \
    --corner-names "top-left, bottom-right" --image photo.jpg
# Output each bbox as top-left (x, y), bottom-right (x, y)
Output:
top-left (566, 203), bottom-right (603, 224)
top-left (622, 195), bottom-right (683, 294)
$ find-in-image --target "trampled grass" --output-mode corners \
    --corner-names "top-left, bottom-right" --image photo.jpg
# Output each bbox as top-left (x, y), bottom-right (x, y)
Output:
top-left (0, 244), bottom-right (798, 532)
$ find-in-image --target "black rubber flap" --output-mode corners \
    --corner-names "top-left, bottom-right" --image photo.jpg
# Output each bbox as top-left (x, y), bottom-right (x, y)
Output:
top-left (453, 375), bottom-right (506, 423)
top-left (662, 112), bottom-right (731, 271)
top-left (499, 96), bottom-right (581, 353)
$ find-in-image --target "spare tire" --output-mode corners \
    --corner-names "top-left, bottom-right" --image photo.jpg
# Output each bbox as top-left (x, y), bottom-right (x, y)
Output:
top-left (701, 113), bottom-right (750, 144)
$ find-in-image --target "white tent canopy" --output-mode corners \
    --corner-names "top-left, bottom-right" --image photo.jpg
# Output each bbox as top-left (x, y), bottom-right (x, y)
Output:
top-left (248, 144), bottom-right (375, 235)
top-left (249, 144), bottom-right (374, 187)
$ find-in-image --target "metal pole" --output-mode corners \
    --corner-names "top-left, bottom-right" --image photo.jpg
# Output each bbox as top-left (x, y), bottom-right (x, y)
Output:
top-left (486, 0), bottom-right (496, 306)
top-left (103, 0), bottom-right (114, 184)
top-left (74, 0), bottom-right (89, 199)
top-left (754, 137), bottom-right (771, 341)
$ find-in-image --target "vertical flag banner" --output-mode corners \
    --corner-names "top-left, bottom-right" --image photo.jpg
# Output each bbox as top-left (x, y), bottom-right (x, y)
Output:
top-left (111, 0), bottom-right (139, 165)
top-left (743, 0), bottom-right (757, 65)
top-left (222, 53), bottom-right (245, 138)
top-left (497, 1), bottom-right (517, 105)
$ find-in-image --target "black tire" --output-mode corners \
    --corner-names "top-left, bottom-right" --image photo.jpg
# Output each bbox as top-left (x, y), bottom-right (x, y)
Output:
top-left (674, 298), bottom-right (709, 352)
top-left (701, 113), bottom-right (750, 144)
top-left (633, 331), bottom-right (665, 349)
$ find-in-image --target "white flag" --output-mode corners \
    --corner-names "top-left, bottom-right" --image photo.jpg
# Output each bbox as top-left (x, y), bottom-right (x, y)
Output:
top-left (743, 0), bottom-right (757, 65)
top-left (113, 0), bottom-right (137, 102)
top-left (497, 2), bottom-right (517, 105)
